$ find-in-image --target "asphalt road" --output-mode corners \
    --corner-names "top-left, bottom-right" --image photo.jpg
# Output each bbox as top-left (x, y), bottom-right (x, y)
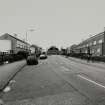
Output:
top-left (2, 55), bottom-right (105, 105)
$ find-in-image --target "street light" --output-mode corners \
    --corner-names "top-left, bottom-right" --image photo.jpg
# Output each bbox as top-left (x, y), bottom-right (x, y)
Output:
top-left (25, 29), bottom-right (36, 53)
top-left (26, 29), bottom-right (36, 42)
top-left (25, 27), bottom-right (40, 54)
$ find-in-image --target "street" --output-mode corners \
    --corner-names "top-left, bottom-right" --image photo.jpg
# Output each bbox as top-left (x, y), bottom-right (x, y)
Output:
top-left (2, 55), bottom-right (105, 105)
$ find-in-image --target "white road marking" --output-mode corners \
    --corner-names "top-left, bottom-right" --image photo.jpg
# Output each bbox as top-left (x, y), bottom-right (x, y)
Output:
top-left (3, 86), bottom-right (11, 93)
top-left (9, 80), bottom-right (16, 84)
top-left (61, 66), bottom-right (70, 71)
top-left (78, 75), bottom-right (105, 89)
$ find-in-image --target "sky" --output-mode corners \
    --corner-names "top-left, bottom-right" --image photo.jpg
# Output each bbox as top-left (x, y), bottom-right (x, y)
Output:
top-left (0, 0), bottom-right (105, 49)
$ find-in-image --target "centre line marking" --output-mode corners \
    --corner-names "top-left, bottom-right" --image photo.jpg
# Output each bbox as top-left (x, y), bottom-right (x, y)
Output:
top-left (78, 75), bottom-right (105, 89)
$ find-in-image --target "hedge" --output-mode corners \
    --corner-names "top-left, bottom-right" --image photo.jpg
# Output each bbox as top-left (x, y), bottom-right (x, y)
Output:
top-left (69, 53), bottom-right (105, 62)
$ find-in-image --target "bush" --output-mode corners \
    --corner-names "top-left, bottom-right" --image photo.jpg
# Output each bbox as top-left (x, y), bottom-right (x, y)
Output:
top-left (70, 53), bottom-right (105, 62)
top-left (13, 54), bottom-right (24, 61)
top-left (6, 54), bottom-right (24, 63)
top-left (17, 51), bottom-right (29, 59)
top-left (0, 55), bottom-right (3, 64)
top-left (8, 55), bottom-right (14, 63)
top-left (91, 56), bottom-right (105, 62)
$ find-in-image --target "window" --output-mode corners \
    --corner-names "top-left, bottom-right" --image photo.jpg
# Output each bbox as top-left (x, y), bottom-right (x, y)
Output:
top-left (92, 49), bottom-right (95, 54)
top-left (24, 46), bottom-right (26, 49)
top-left (93, 41), bottom-right (96, 45)
top-left (97, 48), bottom-right (100, 53)
top-left (85, 50), bottom-right (87, 53)
top-left (16, 44), bottom-right (20, 47)
top-left (90, 49), bottom-right (92, 53)
top-left (16, 41), bottom-right (25, 48)
top-left (22, 45), bottom-right (24, 48)
top-left (98, 39), bottom-right (102, 44)
top-left (89, 42), bottom-right (92, 46)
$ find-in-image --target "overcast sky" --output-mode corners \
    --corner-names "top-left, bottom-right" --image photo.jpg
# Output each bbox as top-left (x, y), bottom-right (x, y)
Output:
top-left (0, 0), bottom-right (105, 49)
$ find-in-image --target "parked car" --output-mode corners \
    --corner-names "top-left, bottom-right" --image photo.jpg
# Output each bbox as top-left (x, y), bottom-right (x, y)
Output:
top-left (40, 54), bottom-right (47, 59)
top-left (26, 54), bottom-right (38, 65)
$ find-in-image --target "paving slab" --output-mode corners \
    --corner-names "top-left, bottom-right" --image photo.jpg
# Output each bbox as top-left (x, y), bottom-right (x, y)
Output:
top-left (0, 60), bottom-right (26, 90)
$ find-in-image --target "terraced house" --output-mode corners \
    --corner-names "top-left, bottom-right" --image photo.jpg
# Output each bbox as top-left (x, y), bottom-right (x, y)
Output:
top-left (0, 33), bottom-right (30, 54)
top-left (70, 31), bottom-right (105, 56)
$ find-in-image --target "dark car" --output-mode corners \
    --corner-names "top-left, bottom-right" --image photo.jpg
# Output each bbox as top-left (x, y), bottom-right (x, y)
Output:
top-left (26, 54), bottom-right (38, 65)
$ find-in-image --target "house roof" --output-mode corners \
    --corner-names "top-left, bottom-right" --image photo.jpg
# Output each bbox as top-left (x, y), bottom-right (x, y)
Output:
top-left (79, 32), bottom-right (104, 45)
top-left (2, 33), bottom-right (30, 45)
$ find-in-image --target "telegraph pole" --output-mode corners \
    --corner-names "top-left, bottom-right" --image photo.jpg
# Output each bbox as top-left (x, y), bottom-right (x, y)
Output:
top-left (103, 27), bottom-right (105, 56)
top-left (26, 31), bottom-right (28, 54)
top-left (25, 29), bottom-right (36, 53)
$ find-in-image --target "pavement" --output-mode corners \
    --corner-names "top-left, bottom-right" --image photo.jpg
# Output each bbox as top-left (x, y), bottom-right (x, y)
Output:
top-left (1, 55), bottom-right (105, 105)
top-left (66, 56), bottom-right (105, 69)
top-left (0, 60), bottom-right (26, 91)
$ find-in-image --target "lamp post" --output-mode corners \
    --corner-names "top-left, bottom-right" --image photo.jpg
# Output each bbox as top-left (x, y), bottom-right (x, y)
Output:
top-left (25, 29), bottom-right (36, 54)
top-left (103, 27), bottom-right (105, 56)
top-left (26, 29), bottom-right (35, 43)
